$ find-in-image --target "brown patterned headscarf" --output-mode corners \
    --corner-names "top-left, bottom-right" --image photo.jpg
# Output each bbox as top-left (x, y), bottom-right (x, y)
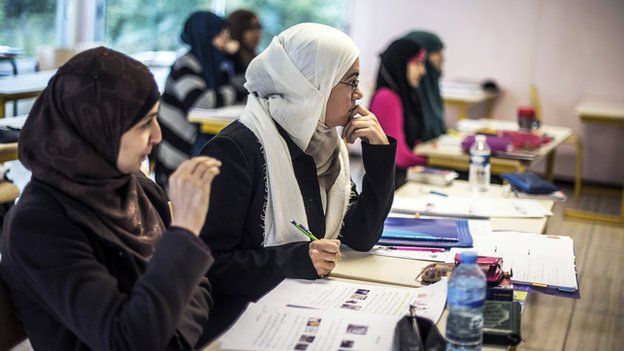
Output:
top-left (18, 47), bottom-right (164, 260)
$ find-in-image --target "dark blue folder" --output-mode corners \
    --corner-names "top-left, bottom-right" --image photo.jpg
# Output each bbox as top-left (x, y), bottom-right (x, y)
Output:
top-left (378, 217), bottom-right (474, 248)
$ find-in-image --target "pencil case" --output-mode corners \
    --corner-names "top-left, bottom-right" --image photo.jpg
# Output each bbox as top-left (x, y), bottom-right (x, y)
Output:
top-left (501, 172), bottom-right (558, 195)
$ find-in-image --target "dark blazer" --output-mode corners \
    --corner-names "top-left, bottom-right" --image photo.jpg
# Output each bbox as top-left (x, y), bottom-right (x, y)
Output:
top-left (0, 177), bottom-right (214, 351)
top-left (198, 120), bottom-right (396, 341)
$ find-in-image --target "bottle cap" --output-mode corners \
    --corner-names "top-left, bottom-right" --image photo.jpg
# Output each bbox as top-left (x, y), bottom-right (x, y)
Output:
top-left (518, 107), bottom-right (536, 118)
top-left (460, 251), bottom-right (478, 264)
top-left (475, 134), bottom-right (487, 142)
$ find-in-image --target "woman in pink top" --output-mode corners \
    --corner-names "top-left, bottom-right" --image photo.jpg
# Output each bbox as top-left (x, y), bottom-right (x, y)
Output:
top-left (370, 39), bottom-right (427, 188)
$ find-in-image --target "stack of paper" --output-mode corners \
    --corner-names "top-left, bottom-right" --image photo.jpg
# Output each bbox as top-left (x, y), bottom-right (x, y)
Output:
top-left (218, 278), bottom-right (448, 351)
top-left (392, 196), bottom-right (552, 218)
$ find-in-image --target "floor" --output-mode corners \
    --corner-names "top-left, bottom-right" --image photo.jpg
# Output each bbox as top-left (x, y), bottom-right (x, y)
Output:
top-left (517, 186), bottom-right (623, 351)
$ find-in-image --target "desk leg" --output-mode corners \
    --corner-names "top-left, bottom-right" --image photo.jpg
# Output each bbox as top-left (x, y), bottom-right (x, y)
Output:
top-left (545, 150), bottom-right (556, 182)
top-left (485, 99), bottom-right (495, 119)
top-left (457, 104), bottom-right (468, 120)
top-left (0, 97), bottom-right (5, 118)
top-left (574, 136), bottom-right (583, 200)
top-left (565, 183), bottom-right (624, 224)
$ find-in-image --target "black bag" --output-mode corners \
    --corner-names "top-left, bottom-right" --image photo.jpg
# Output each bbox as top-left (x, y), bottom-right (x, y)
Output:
top-left (395, 315), bottom-right (446, 351)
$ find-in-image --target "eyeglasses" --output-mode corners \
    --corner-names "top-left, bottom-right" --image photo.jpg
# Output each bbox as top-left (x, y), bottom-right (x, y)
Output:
top-left (338, 78), bottom-right (359, 92)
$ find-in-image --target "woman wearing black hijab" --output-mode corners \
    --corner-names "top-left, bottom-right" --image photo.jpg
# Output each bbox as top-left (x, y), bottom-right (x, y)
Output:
top-left (370, 39), bottom-right (428, 188)
top-left (155, 11), bottom-right (238, 190)
top-left (403, 31), bottom-right (446, 141)
top-left (0, 47), bottom-right (221, 350)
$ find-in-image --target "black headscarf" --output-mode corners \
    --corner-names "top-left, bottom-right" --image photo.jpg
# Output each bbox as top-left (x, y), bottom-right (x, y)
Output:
top-left (403, 31), bottom-right (446, 141)
top-left (181, 11), bottom-right (229, 90)
top-left (19, 47), bottom-right (164, 261)
top-left (227, 9), bottom-right (259, 74)
top-left (375, 38), bottom-right (424, 149)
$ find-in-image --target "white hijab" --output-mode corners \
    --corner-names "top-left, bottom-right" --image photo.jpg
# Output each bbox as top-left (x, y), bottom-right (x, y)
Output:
top-left (239, 23), bottom-right (359, 246)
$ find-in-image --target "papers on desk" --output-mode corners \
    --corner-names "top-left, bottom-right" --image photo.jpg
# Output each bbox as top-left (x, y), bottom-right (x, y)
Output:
top-left (189, 104), bottom-right (245, 123)
top-left (392, 196), bottom-right (552, 218)
top-left (260, 278), bottom-right (447, 322)
top-left (220, 278), bottom-right (448, 350)
top-left (450, 232), bottom-right (578, 292)
top-left (372, 219), bottom-right (493, 262)
top-left (0, 115), bottom-right (27, 129)
top-left (219, 303), bottom-right (400, 351)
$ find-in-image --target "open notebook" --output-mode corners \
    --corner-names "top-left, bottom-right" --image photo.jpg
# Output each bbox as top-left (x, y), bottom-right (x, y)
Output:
top-left (450, 231), bottom-right (578, 293)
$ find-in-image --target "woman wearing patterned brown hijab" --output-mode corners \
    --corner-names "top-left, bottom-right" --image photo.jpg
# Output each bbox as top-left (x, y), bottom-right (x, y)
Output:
top-left (1, 47), bottom-right (221, 350)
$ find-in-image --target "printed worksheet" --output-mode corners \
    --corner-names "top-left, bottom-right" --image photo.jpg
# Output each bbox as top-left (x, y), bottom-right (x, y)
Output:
top-left (260, 278), bottom-right (447, 323)
top-left (219, 303), bottom-right (399, 351)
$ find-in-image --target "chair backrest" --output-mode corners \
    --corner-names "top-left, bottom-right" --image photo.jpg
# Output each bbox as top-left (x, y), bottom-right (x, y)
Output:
top-left (529, 84), bottom-right (543, 122)
top-left (37, 47), bottom-right (75, 71)
top-left (0, 275), bottom-right (27, 351)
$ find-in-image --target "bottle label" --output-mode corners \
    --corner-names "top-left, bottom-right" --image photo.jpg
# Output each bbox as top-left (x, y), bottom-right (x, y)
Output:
top-left (470, 154), bottom-right (490, 167)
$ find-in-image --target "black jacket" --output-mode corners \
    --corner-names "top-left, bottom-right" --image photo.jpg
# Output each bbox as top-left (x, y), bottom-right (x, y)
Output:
top-left (198, 121), bottom-right (396, 341)
top-left (0, 177), bottom-right (214, 351)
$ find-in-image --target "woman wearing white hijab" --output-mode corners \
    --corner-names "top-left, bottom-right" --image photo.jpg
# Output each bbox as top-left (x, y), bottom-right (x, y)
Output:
top-left (197, 23), bottom-right (396, 341)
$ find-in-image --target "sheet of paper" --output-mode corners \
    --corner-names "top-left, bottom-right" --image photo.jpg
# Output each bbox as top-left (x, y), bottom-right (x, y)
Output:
top-left (219, 303), bottom-right (399, 351)
top-left (259, 278), bottom-right (447, 323)
top-left (392, 196), bottom-right (552, 218)
top-left (450, 232), bottom-right (577, 290)
top-left (189, 104), bottom-right (245, 122)
top-left (373, 247), bottom-right (453, 262)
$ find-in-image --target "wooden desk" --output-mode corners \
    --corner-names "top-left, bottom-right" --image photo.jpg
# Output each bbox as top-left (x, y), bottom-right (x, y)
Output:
top-left (188, 105), bottom-right (244, 135)
top-left (0, 115), bottom-right (26, 163)
top-left (441, 81), bottom-right (501, 120)
top-left (565, 99), bottom-right (624, 224)
top-left (0, 67), bottom-right (169, 118)
top-left (0, 70), bottom-right (55, 117)
top-left (416, 120), bottom-right (573, 181)
top-left (204, 180), bottom-right (550, 350)
top-left (397, 180), bottom-right (554, 233)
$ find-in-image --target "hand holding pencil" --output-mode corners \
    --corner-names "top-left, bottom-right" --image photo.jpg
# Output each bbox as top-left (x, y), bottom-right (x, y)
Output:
top-left (309, 239), bottom-right (341, 277)
top-left (292, 220), bottom-right (341, 277)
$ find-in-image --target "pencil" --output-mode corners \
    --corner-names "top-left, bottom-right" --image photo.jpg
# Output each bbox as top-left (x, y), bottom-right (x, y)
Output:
top-left (290, 220), bottom-right (319, 241)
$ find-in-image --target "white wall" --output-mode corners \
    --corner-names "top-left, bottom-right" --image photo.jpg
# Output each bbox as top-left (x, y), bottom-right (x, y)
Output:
top-left (348, 0), bottom-right (624, 184)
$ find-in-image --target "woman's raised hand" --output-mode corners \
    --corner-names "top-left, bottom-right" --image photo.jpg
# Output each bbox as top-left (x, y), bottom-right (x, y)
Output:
top-left (168, 157), bottom-right (221, 236)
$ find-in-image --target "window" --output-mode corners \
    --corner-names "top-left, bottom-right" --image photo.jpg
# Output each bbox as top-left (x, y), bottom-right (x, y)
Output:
top-left (105, 0), bottom-right (213, 53)
top-left (223, 0), bottom-right (350, 50)
top-left (104, 0), bottom-right (349, 54)
top-left (0, 0), bottom-right (57, 57)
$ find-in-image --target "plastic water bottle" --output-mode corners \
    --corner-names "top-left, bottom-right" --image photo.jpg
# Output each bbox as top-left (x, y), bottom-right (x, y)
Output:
top-left (446, 251), bottom-right (486, 351)
top-left (469, 135), bottom-right (491, 192)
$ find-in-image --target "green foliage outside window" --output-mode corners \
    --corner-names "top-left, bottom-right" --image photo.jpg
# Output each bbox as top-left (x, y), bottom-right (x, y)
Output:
top-left (105, 0), bottom-right (213, 53)
top-left (223, 0), bottom-right (349, 50)
top-left (0, 0), bottom-right (56, 56)
top-left (106, 0), bottom-right (348, 54)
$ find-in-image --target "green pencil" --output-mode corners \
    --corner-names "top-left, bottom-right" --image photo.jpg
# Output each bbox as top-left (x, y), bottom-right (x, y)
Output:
top-left (290, 220), bottom-right (318, 241)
